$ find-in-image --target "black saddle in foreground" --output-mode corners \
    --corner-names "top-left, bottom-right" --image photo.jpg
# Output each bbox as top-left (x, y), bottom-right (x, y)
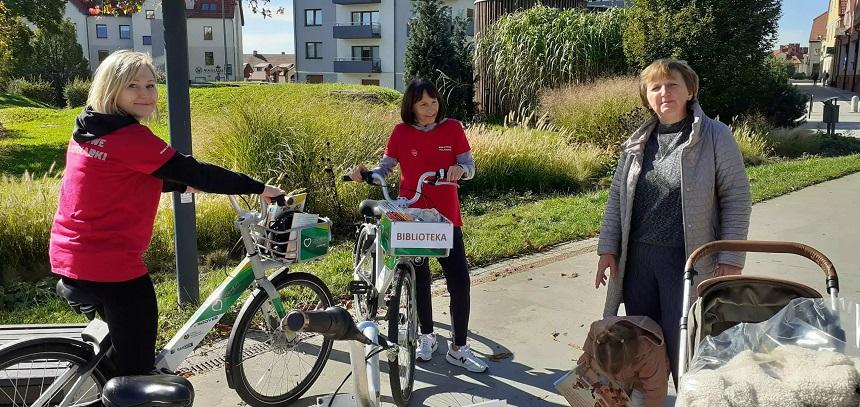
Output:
top-left (101, 375), bottom-right (194, 407)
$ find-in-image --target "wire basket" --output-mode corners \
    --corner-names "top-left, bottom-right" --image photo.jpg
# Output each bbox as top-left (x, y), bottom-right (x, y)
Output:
top-left (248, 215), bottom-right (332, 265)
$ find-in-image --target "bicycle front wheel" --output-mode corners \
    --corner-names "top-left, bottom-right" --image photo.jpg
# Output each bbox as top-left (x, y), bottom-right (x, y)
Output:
top-left (387, 264), bottom-right (417, 406)
top-left (0, 340), bottom-right (109, 407)
top-left (226, 270), bottom-right (334, 407)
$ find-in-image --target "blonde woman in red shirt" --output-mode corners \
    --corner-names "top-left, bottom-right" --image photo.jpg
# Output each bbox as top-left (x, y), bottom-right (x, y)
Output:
top-left (50, 50), bottom-right (284, 377)
top-left (350, 79), bottom-right (487, 373)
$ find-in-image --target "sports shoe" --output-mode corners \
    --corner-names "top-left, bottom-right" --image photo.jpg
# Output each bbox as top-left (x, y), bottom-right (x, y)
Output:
top-left (416, 332), bottom-right (438, 362)
top-left (445, 344), bottom-right (488, 373)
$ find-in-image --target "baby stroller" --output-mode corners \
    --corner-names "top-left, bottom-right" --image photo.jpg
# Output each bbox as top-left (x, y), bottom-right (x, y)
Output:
top-left (677, 240), bottom-right (840, 376)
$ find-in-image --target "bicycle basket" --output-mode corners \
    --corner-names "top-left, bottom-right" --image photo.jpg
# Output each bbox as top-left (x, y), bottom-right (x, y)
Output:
top-left (249, 210), bottom-right (332, 265)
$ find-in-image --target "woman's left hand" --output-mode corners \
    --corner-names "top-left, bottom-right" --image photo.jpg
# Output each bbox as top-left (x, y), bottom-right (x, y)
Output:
top-left (716, 264), bottom-right (742, 276)
top-left (446, 165), bottom-right (465, 182)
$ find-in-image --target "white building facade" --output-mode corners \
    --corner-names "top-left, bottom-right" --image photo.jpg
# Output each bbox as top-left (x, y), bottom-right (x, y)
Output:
top-left (64, 0), bottom-right (244, 82)
top-left (293, 0), bottom-right (474, 91)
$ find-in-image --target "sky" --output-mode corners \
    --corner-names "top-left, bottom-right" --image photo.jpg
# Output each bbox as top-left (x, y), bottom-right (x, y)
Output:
top-left (242, 0), bottom-right (294, 54)
top-left (776, 0), bottom-right (830, 47)
top-left (240, 0), bottom-right (832, 55)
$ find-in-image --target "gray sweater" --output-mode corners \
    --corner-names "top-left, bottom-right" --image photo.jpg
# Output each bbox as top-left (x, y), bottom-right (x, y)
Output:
top-left (597, 102), bottom-right (752, 317)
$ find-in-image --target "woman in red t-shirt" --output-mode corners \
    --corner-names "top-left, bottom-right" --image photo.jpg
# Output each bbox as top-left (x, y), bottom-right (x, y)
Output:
top-left (350, 79), bottom-right (487, 373)
top-left (49, 50), bottom-right (284, 377)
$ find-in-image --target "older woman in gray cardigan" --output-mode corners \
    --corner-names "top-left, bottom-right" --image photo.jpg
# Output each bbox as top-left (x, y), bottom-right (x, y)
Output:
top-left (594, 59), bottom-right (751, 386)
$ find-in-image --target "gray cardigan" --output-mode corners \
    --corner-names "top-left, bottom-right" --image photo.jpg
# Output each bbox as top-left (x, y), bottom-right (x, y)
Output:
top-left (597, 102), bottom-right (752, 317)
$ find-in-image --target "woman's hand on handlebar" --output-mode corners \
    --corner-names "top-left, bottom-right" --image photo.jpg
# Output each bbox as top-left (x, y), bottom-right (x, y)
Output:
top-left (262, 184), bottom-right (286, 204)
top-left (446, 165), bottom-right (466, 182)
top-left (349, 164), bottom-right (369, 183)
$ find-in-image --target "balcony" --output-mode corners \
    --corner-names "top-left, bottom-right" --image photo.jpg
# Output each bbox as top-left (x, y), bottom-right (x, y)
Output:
top-left (332, 0), bottom-right (380, 4)
top-left (334, 58), bottom-right (382, 73)
top-left (333, 23), bottom-right (381, 39)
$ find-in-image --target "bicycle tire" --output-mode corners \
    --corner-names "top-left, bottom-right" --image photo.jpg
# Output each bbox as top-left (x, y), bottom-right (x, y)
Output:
top-left (226, 270), bottom-right (335, 407)
top-left (0, 339), bottom-right (109, 407)
top-left (387, 263), bottom-right (417, 406)
top-left (353, 225), bottom-right (378, 320)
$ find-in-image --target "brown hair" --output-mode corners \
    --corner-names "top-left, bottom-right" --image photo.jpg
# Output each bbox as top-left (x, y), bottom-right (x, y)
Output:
top-left (594, 322), bottom-right (641, 375)
top-left (638, 58), bottom-right (699, 111)
top-left (400, 78), bottom-right (445, 124)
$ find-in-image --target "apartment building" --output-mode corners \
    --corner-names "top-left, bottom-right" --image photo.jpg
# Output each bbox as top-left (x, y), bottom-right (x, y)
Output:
top-left (64, 0), bottom-right (244, 82)
top-left (293, 0), bottom-right (474, 91)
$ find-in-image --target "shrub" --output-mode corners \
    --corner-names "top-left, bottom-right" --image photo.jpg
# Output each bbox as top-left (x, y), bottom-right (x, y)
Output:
top-left (539, 76), bottom-right (650, 148)
top-left (7, 78), bottom-right (55, 106)
top-left (475, 6), bottom-right (629, 118)
top-left (64, 79), bottom-right (90, 107)
top-left (730, 115), bottom-right (772, 166)
top-left (464, 125), bottom-right (612, 194)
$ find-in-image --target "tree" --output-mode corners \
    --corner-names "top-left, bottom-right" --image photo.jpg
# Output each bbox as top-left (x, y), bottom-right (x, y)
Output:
top-left (623, 0), bottom-right (802, 126)
top-left (0, 4), bottom-right (34, 89)
top-left (28, 20), bottom-right (90, 105)
top-left (404, 0), bottom-right (475, 121)
top-left (1, 0), bottom-right (65, 31)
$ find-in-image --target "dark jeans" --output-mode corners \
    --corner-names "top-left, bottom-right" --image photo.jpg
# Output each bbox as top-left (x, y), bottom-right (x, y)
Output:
top-left (622, 242), bottom-right (686, 388)
top-left (61, 274), bottom-right (158, 377)
top-left (413, 227), bottom-right (471, 346)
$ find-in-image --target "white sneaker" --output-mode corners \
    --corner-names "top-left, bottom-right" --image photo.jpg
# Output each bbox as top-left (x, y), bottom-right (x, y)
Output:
top-left (445, 344), bottom-right (488, 373)
top-left (416, 333), bottom-right (438, 362)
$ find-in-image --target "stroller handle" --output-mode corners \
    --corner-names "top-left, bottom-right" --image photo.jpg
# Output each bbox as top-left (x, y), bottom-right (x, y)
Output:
top-left (684, 240), bottom-right (839, 293)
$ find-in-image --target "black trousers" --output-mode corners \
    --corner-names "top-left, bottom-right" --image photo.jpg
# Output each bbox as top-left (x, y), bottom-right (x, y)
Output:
top-left (61, 274), bottom-right (158, 376)
top-left (413, 227), bottom-right (471, 346)
top-left (622, 242), bottom-right (686, 388)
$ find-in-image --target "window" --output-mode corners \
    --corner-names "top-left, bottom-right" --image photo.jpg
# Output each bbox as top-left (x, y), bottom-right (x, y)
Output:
top-left (205, 51), bottom-right (214, 66)
top-left (305, 42), bottom-right (322, 59)
top-left (351, 46), bottom-right (379, 61)
top-left (119, 25), bottom-right (131, 39)
top-left (305, 9), bottom-right (322, 26)
top-left (98, 50), bottom-right (110, 62)
top-left (145, 9), bottom-right (155, 19)
top-left (467, 8), bottom-right (474, 21)
top-left (142, 35), bottom-right (152, 45)
top-left (255, 67), bottom-right (262, 72)
top-left (201, 3), bottom-right (218, 11)
top-left (203, 26), bottom-right (213, 40)
top-left (96, 24), bottom-right (107, 38)
top-left (306, 74), bottom-right (324, 84)
top-left (351, 11), bottom-right (379, 25)
top-left (361, 79), bottom-right (379, 86)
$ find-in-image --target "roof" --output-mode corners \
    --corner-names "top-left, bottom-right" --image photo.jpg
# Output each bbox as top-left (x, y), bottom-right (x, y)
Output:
top-left (811, 11), bottom-right (828, 42)
top-left (243, 53), bottom-right (295, 67)
top-left (186, 0), bottom-right (238, 19)
top-left (68, 0), bottom-right (241, 21)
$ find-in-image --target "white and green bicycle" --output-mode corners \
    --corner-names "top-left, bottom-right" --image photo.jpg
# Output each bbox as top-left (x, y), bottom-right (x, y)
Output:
top-left (293, 169), bottom-right (455, 407)
top-left (0, 194), bottom-right (335, 407)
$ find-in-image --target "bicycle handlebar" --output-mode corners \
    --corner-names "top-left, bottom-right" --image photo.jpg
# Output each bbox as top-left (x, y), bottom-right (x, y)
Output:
top-left (342, 169), bottom-right (459, 207)
top-left (285, 307), bottom-right (372, 345)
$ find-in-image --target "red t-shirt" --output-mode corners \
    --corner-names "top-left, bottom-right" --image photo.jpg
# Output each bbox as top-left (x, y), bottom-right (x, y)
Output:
top-left (49, 124), bottom-right (175, 282)
top-left (384, 119), bottom-right (471, 227)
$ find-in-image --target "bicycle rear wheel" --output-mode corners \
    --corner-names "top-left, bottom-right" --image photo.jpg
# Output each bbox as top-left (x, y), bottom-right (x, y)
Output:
top-left (226, 270), bottom-right (334, 407)
top-left (387, 264), bottom-right (417, 406)
top-left (0, 340), bottom-right (109, 407)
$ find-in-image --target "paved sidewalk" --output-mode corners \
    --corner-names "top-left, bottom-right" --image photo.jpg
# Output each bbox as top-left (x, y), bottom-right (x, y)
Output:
top-left (187, 172), bottom-right (860, 406)
top-left (795, 81), bottom-right (860, 136)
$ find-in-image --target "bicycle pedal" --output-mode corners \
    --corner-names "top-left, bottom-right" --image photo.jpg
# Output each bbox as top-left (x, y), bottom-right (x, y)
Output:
top-left (349, 280), bottom-right (373, 295)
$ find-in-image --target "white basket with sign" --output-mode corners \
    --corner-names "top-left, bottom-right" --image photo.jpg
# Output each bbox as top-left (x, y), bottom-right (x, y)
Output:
top-left (378, 203), bottom-right (453, 257)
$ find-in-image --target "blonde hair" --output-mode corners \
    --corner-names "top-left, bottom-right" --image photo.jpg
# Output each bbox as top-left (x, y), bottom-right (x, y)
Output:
top-left (87, 50), bottom-right (158, 119)
top-left (639, 58), bottom-right (699, 111)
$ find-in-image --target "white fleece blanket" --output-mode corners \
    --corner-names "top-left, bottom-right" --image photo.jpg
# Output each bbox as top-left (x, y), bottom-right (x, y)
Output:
top-left (678, 345), bottom-right (860, 407)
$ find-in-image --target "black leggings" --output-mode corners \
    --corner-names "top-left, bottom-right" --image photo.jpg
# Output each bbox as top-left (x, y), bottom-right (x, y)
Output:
top-left (61, 274), bottom-right (158, 377)
top-left (413, 227), bottom-right (471, 346)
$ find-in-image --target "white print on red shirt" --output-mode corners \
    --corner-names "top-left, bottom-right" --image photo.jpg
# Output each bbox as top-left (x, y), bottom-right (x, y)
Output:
top-left (438, 145), bottom-right (452, 152)
top-left (70, 139), bottom-right (108, 161)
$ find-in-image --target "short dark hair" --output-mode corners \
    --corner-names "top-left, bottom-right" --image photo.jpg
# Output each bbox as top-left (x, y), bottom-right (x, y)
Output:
top-left (400, 78), bottom-right (445, 124)
top-left (594, 322), bottom-right (641, 375)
